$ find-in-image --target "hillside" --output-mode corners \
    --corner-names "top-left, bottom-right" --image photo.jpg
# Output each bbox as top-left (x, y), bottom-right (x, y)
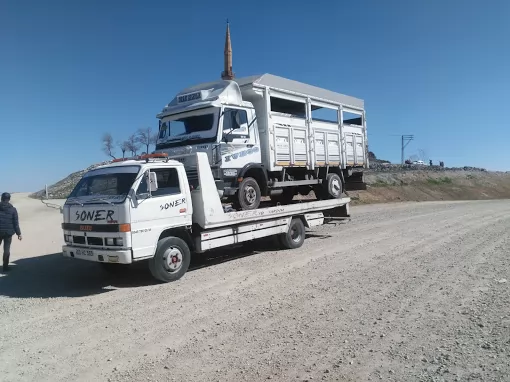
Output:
top-left (30, 161), bottom-right (111, 199)
top-left (350, 167), bottom-right (510, 204)
top-left (30, 160), bottom-right (510, 204)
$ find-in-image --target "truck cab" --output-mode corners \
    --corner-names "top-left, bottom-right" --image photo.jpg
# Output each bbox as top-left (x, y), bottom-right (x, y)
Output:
top-left (62, 154), bottom-right (193, 270)
top-left (154, 81), bottom-right (262, 209)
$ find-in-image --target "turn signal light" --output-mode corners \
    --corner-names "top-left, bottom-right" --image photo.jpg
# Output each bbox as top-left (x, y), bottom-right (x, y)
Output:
top-left (119, 223), bottom-right (131, 232)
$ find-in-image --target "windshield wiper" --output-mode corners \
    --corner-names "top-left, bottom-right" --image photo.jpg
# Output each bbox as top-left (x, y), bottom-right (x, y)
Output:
top-left (66, 197), bottom-right (84, 206)
top-left (83, 197), bottom-right (115, 205)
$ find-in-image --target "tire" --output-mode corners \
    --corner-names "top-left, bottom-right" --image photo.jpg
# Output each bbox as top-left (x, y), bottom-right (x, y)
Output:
top-left (279, 217), bottom-right (306, 249)
top-left (148, 237), bottom-right (191, 283)
top-left (324, 173), bottom-right (343, 199)
top-left (270, 187), bottom-right (295, 205)
top-left (235, 177), bottom-right (261, 210)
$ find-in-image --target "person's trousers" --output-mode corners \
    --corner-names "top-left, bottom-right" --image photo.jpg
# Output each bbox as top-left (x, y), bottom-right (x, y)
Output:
top-left (0, 235), bottom-right (13, 268)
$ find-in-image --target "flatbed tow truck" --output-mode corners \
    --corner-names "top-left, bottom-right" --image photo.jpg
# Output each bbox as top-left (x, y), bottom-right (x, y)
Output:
top-left (61, 153), bottom-right (350, 282)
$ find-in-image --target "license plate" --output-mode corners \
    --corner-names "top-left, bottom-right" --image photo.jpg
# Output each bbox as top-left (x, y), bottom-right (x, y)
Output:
top-left (76, 249), bottom-right (93, 256)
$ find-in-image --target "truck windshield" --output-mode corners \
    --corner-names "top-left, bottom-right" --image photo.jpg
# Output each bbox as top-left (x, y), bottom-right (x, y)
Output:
top-left (67, 166), bottom-right (140, 204)
top-left (156, 108), bottom-right (219, 149)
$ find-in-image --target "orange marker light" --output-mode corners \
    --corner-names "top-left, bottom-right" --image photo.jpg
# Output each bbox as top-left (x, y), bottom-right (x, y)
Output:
top-left (119, 223), bottom-right (131, 232)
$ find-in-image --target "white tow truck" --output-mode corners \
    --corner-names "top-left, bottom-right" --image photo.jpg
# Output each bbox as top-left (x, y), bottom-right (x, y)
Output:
top-left (61, 152), bottom-right (350, 283)
top-left (154, 74), bottom-right (368, 211)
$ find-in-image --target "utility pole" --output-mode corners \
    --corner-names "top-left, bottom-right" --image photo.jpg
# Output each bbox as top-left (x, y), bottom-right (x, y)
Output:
top-left (401, 135), bottom-right (414, 165)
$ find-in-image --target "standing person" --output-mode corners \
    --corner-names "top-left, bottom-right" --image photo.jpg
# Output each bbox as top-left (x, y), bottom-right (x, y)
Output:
top-left (0, 192), bottom-right (22, 272)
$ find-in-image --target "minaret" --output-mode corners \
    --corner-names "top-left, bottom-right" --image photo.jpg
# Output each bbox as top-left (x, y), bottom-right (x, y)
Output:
top-left (221, 21), bottom-right (234, 80)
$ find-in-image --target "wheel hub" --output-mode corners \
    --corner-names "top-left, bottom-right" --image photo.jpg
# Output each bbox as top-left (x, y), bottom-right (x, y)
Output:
top-left (290, 227), bottom-right (301, 243)
top-left (330, 178), bottom-right (340, 196)
top-left (163, 247), bottom-right (183, 273)
top-left (244, 185), bottom-right (257, 205)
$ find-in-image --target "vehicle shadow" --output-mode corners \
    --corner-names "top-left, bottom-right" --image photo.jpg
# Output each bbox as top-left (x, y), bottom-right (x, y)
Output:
top-left (0, 233), bottom-right (325, 299)
top-left (0, 253), bottom-right (166, 299)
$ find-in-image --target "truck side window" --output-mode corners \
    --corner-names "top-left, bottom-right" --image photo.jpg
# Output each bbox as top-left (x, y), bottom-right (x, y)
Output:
top-left (222, 108), bottom-right (249, 141)
top-left (159, 121), bottom-right (168, 139)
top-left (136, 176), bottom-right (148, 195)
top-left (151, 168), bottom-right (181, 197)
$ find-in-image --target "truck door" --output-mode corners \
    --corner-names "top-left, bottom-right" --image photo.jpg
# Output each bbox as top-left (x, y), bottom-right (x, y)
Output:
top-left (130, 166), bottom-right (190, 259)
top-left (220, 107), bottom-right (261, 168)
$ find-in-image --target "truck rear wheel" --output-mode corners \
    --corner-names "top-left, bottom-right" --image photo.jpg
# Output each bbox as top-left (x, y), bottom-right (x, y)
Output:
top-left (316, 173), bottom-right (343, 200)
top-left (149, 237), bottom-right (191, 282)
top-left (235, 177), bottom-right (261, 210)
top-left (325, 173), bottom-right (343, 198)
top-left (279, 217), bottom-right (305, 249)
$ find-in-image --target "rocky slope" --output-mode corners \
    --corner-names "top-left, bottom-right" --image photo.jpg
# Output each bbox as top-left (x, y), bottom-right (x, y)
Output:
top-left (350, 166), bottom-right (510, 205)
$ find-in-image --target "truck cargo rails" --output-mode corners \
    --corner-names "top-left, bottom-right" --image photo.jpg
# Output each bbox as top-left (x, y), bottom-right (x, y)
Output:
top-left (154, 73), bottom-right (367, 211)
top-left (61, 152), bottom-right (351, 283)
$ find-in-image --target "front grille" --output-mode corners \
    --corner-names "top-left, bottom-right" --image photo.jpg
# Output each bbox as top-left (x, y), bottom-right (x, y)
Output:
top-left (87, 237), bottom-right (104, 246)
top-left (73, 236), bottom-right (85, 244)
top-left (71, 236), bottom-right (104, 246)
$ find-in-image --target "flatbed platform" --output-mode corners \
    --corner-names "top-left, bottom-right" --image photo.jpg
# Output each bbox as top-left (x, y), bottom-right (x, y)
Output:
top-left (191, 152), bottom-right (351, 229)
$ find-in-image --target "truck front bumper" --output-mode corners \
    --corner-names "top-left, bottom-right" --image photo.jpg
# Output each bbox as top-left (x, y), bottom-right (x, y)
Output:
top-left (62, 246), bottom-right (133, 264)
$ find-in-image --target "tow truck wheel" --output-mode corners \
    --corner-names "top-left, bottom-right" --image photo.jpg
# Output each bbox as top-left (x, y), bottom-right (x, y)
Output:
top-left (149, 237), bottom-right (191, 282)
top-left (279, 218), bottom-right (305, 249)
top-left (235, 177), bottom-right (261, 210)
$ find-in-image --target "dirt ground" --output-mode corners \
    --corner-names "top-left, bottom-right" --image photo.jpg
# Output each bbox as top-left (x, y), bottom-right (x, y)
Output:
top-left (1, 195), bottom-right (509, 382)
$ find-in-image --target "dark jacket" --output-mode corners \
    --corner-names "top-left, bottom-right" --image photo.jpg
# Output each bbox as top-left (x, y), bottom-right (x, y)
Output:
top-left (0, 201), bottom-right (21, 237)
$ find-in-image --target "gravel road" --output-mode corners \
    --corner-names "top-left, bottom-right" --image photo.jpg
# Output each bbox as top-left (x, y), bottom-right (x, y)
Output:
top-left (1, 200), bottom-right (509, 382)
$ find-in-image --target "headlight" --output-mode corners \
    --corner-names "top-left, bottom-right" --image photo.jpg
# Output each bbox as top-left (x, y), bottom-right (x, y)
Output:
top-left (105, 238), bottom-right (115, 246)
top-left (115, 238), bottom-right (124, 246)
top-left (64, 234), bottom-right (71, 242)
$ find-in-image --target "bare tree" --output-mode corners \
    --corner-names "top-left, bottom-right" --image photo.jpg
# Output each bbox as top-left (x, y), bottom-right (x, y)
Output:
top-left (118, 140), bottom-right (129, 158)
top-left (126, 134), bottom-right (140, 156)
top-left (136, 127), bottom-right (158, 154)
top-left (102, 133), bottom-right (116, 159)
top-left (409, 154), bottom-right (420, 162)
top-left (418, 149), bottom-right (428, 162)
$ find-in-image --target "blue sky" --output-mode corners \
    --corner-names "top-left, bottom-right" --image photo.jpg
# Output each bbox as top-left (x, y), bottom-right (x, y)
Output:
top-left (1, 0), bottom-right (509, 192)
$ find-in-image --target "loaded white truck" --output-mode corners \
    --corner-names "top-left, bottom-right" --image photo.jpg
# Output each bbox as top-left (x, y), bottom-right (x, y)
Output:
top-left (154, 74), bottom-right (368, 211)
top-left (61, 152), bottom-right (350, 283)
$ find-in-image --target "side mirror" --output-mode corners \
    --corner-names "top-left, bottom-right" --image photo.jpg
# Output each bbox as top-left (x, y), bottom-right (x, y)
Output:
top-left (146, 171), bottom-right (159, 192)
